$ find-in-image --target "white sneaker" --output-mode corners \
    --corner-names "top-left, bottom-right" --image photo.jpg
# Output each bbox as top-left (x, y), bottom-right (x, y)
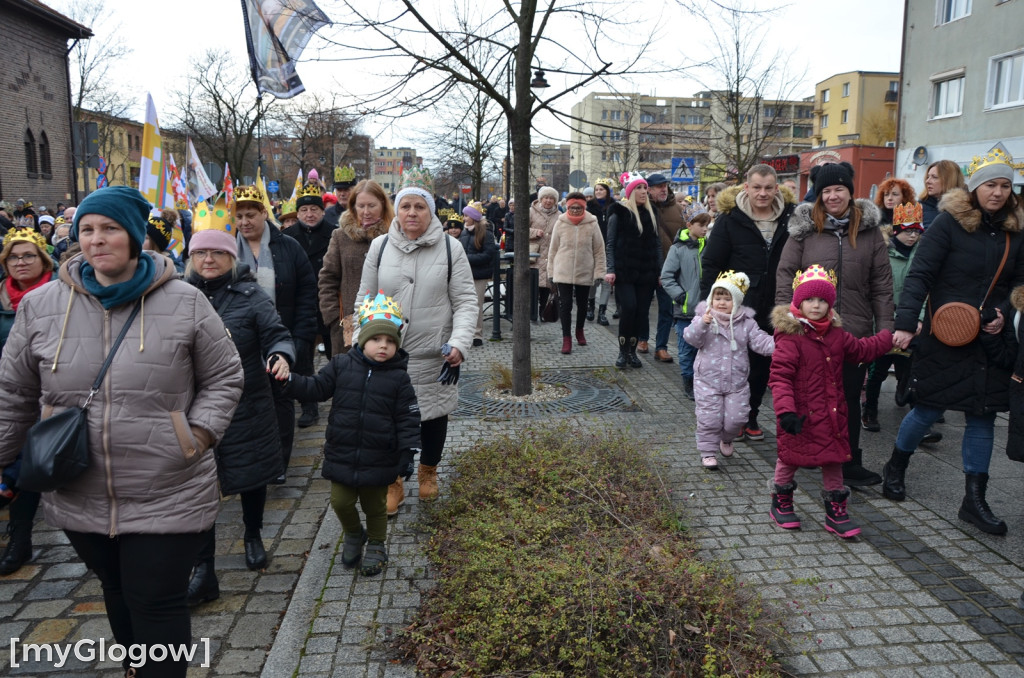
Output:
top-left (317, 343), bottom-right (326, 354)
top-left (719, 441), bottom-right (734, 457)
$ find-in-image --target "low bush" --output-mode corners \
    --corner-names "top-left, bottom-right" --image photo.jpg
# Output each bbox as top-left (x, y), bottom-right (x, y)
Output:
top-left (393, 423), bottom-right (788, 676)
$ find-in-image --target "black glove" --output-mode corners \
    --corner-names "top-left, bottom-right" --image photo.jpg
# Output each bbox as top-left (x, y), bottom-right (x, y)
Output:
top-left (399, 448), bottom-right (418, 481)
top-left (778, 412), bottom-right (805, 435)
top-left (437, 361), bottom-right (460, 385)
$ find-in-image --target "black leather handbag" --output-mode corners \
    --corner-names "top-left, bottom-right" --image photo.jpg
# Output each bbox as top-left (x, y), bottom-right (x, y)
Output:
top-left (18, 301), bottom-right (142, 492)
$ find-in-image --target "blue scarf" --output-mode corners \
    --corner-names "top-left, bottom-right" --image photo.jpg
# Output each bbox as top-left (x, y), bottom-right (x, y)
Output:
top-left (81, 252), bottom-right (155, 309)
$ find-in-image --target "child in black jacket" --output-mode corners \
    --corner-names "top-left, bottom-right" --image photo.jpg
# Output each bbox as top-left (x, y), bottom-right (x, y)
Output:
top-left (289, 292), bottom-right (420, 576)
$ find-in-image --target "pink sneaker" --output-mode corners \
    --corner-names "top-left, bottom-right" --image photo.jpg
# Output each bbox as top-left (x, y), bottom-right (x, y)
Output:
top-left (701, 455), bottom-right (718, 470)
top-left (719, 441), bottom-right (734, 457)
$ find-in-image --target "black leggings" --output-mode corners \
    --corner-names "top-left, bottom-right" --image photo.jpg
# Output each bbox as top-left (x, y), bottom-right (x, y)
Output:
top-left (614, 281), bottom-right (655, 342)
top-left (420, 415), bottom-right (449, 467)
top-left (65, 529), bottom-right (211, 678)
top-left (195, 486), bottom-right (267, 562)
top-left (864, 353), bottom-right (910, 411)
top-left (843, 361), bottom-right (869, 455)
top-left (538, 287), bottom-right (551, 315)
top-left (557, 283), bottom-right (590, 336)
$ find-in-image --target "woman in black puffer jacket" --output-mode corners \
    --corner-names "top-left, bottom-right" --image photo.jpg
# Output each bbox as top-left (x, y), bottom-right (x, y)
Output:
top-left (185, 232), bottom-right (295, 604)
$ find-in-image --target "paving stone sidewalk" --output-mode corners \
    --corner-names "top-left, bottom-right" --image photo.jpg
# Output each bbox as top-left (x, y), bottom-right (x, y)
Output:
top-left (5, 312), bottom-right (1024, 676)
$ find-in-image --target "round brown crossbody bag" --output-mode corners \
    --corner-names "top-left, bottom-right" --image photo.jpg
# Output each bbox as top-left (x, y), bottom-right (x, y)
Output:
top-left (928, 232), bottom-right (1009, 347)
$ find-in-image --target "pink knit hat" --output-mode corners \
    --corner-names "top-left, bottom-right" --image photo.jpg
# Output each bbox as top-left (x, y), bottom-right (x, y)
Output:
top-left (792, 265), bottom-right (837, 308)
top-left (619, 172), bottom-right (648, 200)
top-left (188, 228), bottom-right (237, 256)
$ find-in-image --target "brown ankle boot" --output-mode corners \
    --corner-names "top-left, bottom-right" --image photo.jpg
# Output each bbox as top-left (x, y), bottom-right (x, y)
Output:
top-left (386, 478), bottom-right (404, 516)
top-left (418, 464), bottom-right (439, 501)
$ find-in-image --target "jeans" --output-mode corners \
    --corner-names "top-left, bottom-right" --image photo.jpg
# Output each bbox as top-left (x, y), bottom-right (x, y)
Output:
top-left (896, 403), bottom-right (996, 474)
top-left (674, 319), bottom-right (698, 378)
top-left (639, 286), bottom-right (673, 351)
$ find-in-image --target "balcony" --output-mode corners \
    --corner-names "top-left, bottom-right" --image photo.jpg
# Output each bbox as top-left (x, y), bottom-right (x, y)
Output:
top-left (884, 90), bottom-right (899, 105)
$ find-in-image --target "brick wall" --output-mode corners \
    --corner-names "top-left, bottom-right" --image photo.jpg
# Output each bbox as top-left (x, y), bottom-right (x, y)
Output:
top-left (0, 5), bottom-right (77, 208)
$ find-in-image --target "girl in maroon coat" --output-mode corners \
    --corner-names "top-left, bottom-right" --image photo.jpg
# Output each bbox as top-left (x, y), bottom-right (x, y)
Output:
top-left (769, 265), bottom-right (893, 538)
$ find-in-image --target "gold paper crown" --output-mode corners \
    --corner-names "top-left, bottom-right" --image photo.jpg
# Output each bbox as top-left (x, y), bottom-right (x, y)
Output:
top-left (437, 208), bottom-right (455, 220)
top-left (967, 145), bottom-right (1014, 177)
top-left (714, 269), bottom-right (749, 295)
top-left (298, 181), bottom-right (323, 199)
top-left (147, 215), bottom-right (171, 242)
top-left (280, 198), bottom-right (297, 217)
top-left (3, 226), bottom-right (47, 252)
top-left (54, 216), bottom-right (66, 226)
top-left (334, 165), bottom-right (356, 184)
top-left (357, 290), bottom-right (404, 328)
top-left (193, 195), bottom-right (234, 236)
top-left (234, 185), bottom-right (265, 206)
top-left (792, 264), bottom-right (837, 291)
top-left (445, 213), bottom-right (465, 224)
top-left (893, 201), bottom-right (924, 226)
top-left (175, 198), bottom-right (189, 210)
top-left (594, 177), bottom-right (617, 189)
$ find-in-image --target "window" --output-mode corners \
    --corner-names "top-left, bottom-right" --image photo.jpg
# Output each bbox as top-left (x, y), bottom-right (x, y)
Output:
top-left (764, 106), bottom-right (777, 118)
top-left (938, 0), bottom-right (971, 24)
top-left (932, 75), bottom-right (965, 117)
top-left (842, 82), bottom-right (850, 97)
top-left (609, 110), bottom-right (622, 120)
top-left (822, 89), bottom-right (830, 103)
top-left (601, 130), bottom-right (607, 141)
top-left (796, 107), bottom-right (813, 119)
top-left (39, 131), bottom-right (52, 177)
top-left (793, 126), bottom-right (813, 138)
top-left (24, 129), bottom-right (37, 176)
top-left (889, 80), bottom-right (899, 92)
top-left (639, 113), bottom-right (655, 123)
top-left (841, 110), bottom-right (849, 124)
top-left (601, 151), bottom-right (607, 160)
top-left (821, 114), bottom-right (829, 128)
top-left (988, 51), bottom-right (1024, 108)
top-left (601, 109), bottom-right (608, 120)
top-left (687, 114), bottom-right (705, 125)
top-left (610, 131), bottom-right (622, 141)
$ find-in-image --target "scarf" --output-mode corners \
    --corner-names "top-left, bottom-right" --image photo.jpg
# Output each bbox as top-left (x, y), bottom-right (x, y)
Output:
top-left (825, 214), bottom-right (850, 233)
top-left (708, 306), bottom-right (740, 351)
top-left (4, 273), bottom-right (49, 311)
top-left (890, 237), bottom-right (914, 259)
top-left (789, 302), bottom-right (833, 337)
top-left (237, 225), bottom-right (275, 304)
top-left (566, 212), bottom-right (585, 225)
top-left (80, 252), bottom-right (155, 310)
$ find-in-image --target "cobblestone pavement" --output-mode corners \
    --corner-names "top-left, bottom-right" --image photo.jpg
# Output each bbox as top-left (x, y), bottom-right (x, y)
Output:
top-left (5, 311), bottom-right (1024, 676)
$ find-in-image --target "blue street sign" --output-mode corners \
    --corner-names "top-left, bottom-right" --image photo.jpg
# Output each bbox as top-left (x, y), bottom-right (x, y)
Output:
top-left (686, 184), bottom-right (699, 197)
top-left (267, 181), bottom-right (280, 194)
top-left (670, 157), bottom-right (696, 183)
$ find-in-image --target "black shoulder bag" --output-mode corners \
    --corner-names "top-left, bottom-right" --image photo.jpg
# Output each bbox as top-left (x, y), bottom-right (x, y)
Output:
top-left (19, 300), bottom-right (143, 492)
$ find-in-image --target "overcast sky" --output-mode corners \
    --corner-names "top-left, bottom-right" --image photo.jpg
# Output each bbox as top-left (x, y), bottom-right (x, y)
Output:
top-left (62, 0), bottom-right (904, 150)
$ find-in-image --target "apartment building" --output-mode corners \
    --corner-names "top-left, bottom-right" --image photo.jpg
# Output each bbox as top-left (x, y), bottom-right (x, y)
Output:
top-left (812, 71), bottom-right (900, 148)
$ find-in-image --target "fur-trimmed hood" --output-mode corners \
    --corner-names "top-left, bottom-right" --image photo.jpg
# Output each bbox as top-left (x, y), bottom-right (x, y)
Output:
top-left (938, 188), bottom-right (1023, 234)
top-left (786, 199), bottom-right (882, 242)
top-left (339, 208), bottom-right (389, 243)
top-left (1012, 285), bottom-right (1024, 312)
top-left (771, 304), bottom-right (842, 335)
top-left (715, 183), bottom-right (797, 215)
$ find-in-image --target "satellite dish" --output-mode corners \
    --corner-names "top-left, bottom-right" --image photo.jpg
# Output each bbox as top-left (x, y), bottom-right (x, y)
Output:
top-left (913, 146), bottom-right (929, 165)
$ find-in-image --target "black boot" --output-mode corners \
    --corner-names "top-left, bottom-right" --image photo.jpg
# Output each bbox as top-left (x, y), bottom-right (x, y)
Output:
top-left (843, 448), bottom-right (882, 487)
top-left (615, 337), bottom-right (628, 369)
top-left (186, 560), bottom-right (220, 606)
top-left (822, 487), bottom-right (861, 538)
top-left (586, 298), bottom-right (595, 321)
top-left (0, 520), bottom-right (33, 575)
top-left (861, 405), bottom-right (880, 432)
top-left (958, 473), bottom-right (1007, 535)
top-left (682, 376), bottom-right (694, 400)
top-left (770, 481), bottom-right (801, 529)
top-left (297, 402), bottom-right (319, 428)
top-left (597, 305), bottom-right (609, 326)
top-left (882, 447), bottom-right (913, 501)
top-left (244, 534), bottom-right (268, 570)
top-left (627, 337), bottom-right (643, 368)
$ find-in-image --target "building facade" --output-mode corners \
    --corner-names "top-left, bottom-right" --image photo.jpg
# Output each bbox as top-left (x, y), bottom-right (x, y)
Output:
top-left (0, 0), bottom-right (91, 207)
top-left (528, 144), bottom-right (570, 193)
top-left (812, 71), bottom-right (900, 148)
top-left (895, 0), bottom-right (1024, 189)
top-left (373, 146), bottom-right (421, 194)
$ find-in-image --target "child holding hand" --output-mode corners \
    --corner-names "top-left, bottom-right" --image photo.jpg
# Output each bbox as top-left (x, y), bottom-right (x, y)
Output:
top-left (769, 266), bottom-right (893, 538)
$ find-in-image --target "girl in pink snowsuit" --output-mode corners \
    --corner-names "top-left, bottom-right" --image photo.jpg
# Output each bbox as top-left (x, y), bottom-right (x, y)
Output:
top-left (683, 271), bottom-right (774, 469)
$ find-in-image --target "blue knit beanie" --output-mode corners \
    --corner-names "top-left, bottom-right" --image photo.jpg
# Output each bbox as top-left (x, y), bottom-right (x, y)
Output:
top-left (71, 186), bottom-right (151, 248)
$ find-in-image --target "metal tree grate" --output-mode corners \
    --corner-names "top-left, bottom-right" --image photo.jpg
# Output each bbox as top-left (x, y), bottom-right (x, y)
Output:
top-left (452, 370), bottom-right (639, 419)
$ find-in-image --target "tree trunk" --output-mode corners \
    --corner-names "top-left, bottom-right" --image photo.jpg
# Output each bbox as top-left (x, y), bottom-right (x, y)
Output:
top-left (510, 104), bottom-right (533, 395)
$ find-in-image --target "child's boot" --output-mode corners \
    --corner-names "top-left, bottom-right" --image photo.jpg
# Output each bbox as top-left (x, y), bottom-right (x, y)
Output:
top-left (360, 541), bottom-right (388, 576)
top-left (341, 527), bottom-right (367, 568)
top-left (700, 452), bottom-right (718, 470)
top-left (419, 464), bottom-right (439, 501)
top-left (822, 487), bottom-right (860, 538)
top-left (387, 478), bottom-right (405, 516)
top-left (769, 481), bottom-right (801, 529)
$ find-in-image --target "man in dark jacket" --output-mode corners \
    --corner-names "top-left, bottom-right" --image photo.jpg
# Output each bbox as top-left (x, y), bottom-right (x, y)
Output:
top-left (645, 173), bottom-right (686, 362)
top-left (700, 164), bottom-right (796, 441)
top-left (323, 166), bottom-right (356, 228)
top-left (284, 182), bottom-right (339, 427)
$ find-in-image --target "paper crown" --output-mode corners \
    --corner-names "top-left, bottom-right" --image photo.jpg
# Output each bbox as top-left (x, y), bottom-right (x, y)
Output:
top-left (2, 226), bottom-right (47, 252)
top-left (235, 185), bottom-right (265, 206)
top-left (594, 177), bottom-right (618, 189)
top-left (54, 215), bottom-right (66, 226)
top-left (298, 181), bottom-right (323, 199)
top-left (893, 201), bottom-right (924, 226)
top-left (175, 198), bottom-right (189, 210)
top-left (193, 195), bottom-right (234, 235)
top-left (280, 198), bottom-right (297, 217)
top-left (714, 269), bottom-right (749, 295)
top-left (437, 208), bottom-right (455, 220)
top-left (400, 166), bottom-right (434, 193)
top-left (333, 165), bottom-right (356, 186)
top-left (792, 264), bottom-right (837, 291)
top-left (446, 213), bottom-right (465, 224)
top-left (967, 143), bottom-right (1014, 177)
top-left (357, 290), bottom-right (404, 328)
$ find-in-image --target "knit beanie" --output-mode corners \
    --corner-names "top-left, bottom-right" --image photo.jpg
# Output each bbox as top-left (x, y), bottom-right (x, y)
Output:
top-left (813, 162), bottom-right (855, 195)
top-left (707, 270), bottom-right (749, 317)
top-left (792, 264), bottom-right (837, 308)
top-left (357, 290), bottom-right (404, 350)
top-left (463, 202), bottom-right (484, 221)
top-left (72, 186), bottom-right (151, 248)
top-left (619, 172), bottom-right (647, 200)
top-left (966, 143), bottom-right (1015, 192)
top-left (295, 181), bottom-right (325, 210)
top-left (146, 215), bottom-right (172, 252)
top-left (538, 186), bottom-right (559, 202)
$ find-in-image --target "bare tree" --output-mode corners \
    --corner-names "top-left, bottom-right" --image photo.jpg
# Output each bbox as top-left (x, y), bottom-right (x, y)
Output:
top-left (63, 0), bottom-right (132, 119)
top-left (265, 93), bottom-right (359, 180)
top-left (325, 1), bottom-right (661, 394)
top-left (171, 50), bottom-right (268, 179)
top-left (861, 111), bottom-right (897, 147)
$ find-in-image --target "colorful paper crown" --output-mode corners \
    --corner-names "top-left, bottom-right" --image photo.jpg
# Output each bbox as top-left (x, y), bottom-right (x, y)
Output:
top-left (893, 201), bottom-right (924, 226)
top-left (3, 226), bottom-right (47, 252)
top-left (357, 290), bottom-right (404, 328)
top-left (333, 165), bottom-right (356, 185)
top-left (280, 198), bottom-right (297, 217)
top-left (594, 177), bottom-right (617, 189)
top-left (235, 185), bottom-right (265, 206)
top-left (298, 181), bottom-right (323, 200)
top-left (715, 270), bottom-right (749, 295)
top-left (967, 144), bottom-right (1014, 177)
top-left (792, 264), bottom-right (837, 291)
top-left (193, 195), bottom-right (234, 235)
top-left (400, 166), bottom-right (434, 193)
